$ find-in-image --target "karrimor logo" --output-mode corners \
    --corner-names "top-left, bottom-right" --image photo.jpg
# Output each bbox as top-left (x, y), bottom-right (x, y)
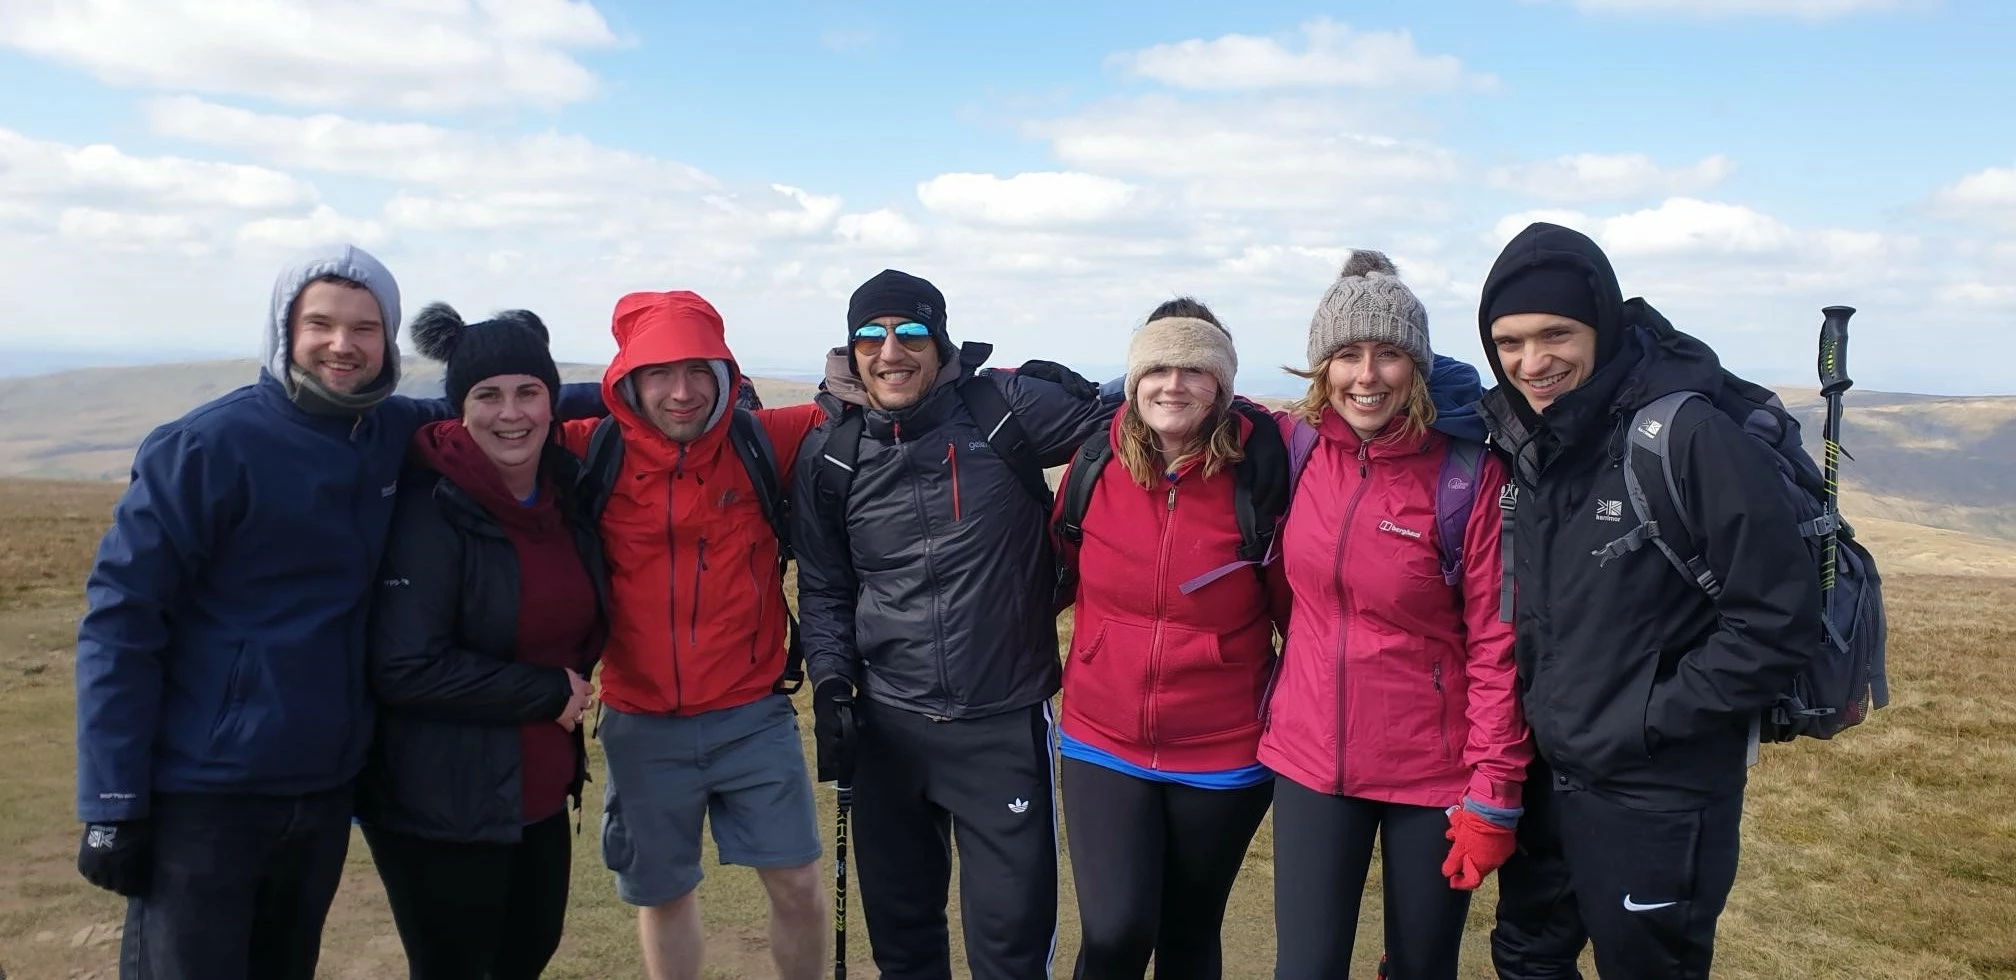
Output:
top-left (1595, 499), bottom-right (1624, 522)
top-left (1637, 418), bottom-right (1664, 440)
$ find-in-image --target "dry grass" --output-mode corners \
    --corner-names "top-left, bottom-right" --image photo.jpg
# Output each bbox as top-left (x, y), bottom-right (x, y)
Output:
top-left (1, 479), bottom-right (2012, 979)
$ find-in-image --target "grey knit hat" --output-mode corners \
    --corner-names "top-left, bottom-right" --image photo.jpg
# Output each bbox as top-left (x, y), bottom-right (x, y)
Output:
top-left (1305, 250), bottom-right (1431, 374)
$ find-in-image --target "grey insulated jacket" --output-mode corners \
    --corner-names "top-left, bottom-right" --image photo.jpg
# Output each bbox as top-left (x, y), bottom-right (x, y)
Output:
top-left (793, 344), bottom-right (1115, 720)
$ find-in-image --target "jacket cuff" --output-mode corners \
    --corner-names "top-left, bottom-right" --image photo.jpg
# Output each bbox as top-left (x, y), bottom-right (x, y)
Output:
top-left (1464, 772), bottom-right (1523, 811)
top-left (1462, 797), bottom-right (1522, 830)
top-left (79, 795), bottom-right (149, 824)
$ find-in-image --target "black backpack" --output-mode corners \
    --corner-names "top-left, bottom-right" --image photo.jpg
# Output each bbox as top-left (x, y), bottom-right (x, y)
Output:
top-left (578, 410), bottom-right (803, 695)
top-left (808, 373), bottom-right (1052, 542)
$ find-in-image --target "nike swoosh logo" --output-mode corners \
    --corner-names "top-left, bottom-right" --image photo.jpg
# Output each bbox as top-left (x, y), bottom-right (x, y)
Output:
top-left (1622, 895), bottom-right (1678, 912)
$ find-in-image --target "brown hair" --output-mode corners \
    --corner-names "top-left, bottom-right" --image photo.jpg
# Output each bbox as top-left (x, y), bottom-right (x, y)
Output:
top-left (1117, 298), bottom-right (1244, 487)
top-left (1284, 351), bottom-right (1436, 445)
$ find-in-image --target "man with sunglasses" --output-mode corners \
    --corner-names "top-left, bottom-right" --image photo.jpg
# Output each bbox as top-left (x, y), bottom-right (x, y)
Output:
top-left (794, 269), bottom-right (1119, 980)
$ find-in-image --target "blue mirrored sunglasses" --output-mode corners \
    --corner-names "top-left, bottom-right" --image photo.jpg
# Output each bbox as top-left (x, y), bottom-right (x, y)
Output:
top-left (851, 321), bottom-right (934, 353)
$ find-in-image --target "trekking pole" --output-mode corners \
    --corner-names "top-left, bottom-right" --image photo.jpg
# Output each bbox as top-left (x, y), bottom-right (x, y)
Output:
top-left (833, 782), bottom-right (852, 980)
top-left (1817, 305), bottom-right (1855, 595)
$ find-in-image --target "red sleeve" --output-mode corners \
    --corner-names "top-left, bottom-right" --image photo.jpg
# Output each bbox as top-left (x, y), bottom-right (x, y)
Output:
top-left (558, 417), bottom-right (599, 457)
top-left (1457, 450), bottom-right (1532, 809)
top-left (755, 403), bottom-right (827, 485)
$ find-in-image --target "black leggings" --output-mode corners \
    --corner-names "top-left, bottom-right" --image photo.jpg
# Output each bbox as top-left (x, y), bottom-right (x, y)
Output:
top-left (1060, 757), bottom-right (1274, 980)
top-left (1271, 777), bottom-right (1470, 980)
top-left (362, 813), bottom-right (572, 980)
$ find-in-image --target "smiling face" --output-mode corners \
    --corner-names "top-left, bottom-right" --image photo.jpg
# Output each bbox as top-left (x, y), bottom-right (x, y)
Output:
top-left (1133, 367), bottom-right (1219, 448)
top-left (1488, 313), bottom-right (1599, 414)
top-left (462, 374), bottom-right (552, 475)
top-left (632, 358), bottom-right (720, 443)
top-left (1325, 341), bottom-right (1417, 441)
top-left (852, 315), bottom-right (942, 411)
top-left (289, 278), bottom-right (385, 394)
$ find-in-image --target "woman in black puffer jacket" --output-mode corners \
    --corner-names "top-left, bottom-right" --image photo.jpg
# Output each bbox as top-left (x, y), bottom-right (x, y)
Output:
top-left (357, 303), bottom-right (606, 980)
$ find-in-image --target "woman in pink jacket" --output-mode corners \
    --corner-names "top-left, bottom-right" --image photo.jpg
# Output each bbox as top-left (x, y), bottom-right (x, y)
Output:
top-left (1258, 251), bottom-right (1533, 980)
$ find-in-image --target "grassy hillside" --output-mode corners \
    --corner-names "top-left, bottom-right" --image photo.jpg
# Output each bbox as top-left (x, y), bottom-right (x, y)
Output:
top-left (3, 480), bottom-right (2013, 979)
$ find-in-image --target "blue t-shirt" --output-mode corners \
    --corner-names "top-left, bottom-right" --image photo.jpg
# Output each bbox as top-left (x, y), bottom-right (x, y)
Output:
top-left (1058, 734), bottom-right (1271, 790)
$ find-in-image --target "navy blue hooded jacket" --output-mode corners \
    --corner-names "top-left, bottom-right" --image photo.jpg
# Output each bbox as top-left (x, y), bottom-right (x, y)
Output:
top-left (73, 245), bottom-right (601, 823)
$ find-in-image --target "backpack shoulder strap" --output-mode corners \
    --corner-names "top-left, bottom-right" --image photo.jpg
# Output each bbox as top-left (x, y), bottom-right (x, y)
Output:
top-left (726, 408), bottom-right (790, 559)
top-left (814, 407), bottom-right (866, 542)
top-left (1230, 401), bottom-right (1289, 565)
top-left (1432, 438), bottom-right (1487, 587)
top-left (1053, 420), bottom-right (1117, 547)
top-left (961, 374), bottom-right (1054, 509)
top-left (581, 415), bottom-right (624, 519)
top-left (1596, 391), bottom-right (1722, 597)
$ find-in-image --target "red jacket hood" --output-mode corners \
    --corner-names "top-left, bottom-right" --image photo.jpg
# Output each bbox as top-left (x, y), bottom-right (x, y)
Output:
top-left (602, 290), bottom-right (744, 465)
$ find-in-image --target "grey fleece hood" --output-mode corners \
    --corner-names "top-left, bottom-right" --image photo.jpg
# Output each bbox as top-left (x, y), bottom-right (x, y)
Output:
top-left (262, 243), bottom-right (403, 415)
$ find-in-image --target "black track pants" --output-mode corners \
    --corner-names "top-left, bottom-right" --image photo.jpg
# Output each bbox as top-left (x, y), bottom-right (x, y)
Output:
top-left (1271, 776), bottom-right (1471, 980)
top-left (1490, 760), bottom-right (1743, 980)
top-left (851, 699), bottom-right (1060, 980)
top-left (1060, 757), bottom-right (1273, 980)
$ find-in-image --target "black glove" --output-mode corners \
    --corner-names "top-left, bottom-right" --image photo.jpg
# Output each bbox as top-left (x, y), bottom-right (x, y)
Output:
top-left (1013, 360), bottom-right (1099, 400)
top-left (812, 678), bottom-right (859, 785)
top-left (77, 820), bottom-right (151, 897)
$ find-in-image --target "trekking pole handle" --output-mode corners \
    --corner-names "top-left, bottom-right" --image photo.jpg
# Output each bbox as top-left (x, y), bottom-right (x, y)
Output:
top-left (1818, 306), bottom-right (1855, 396)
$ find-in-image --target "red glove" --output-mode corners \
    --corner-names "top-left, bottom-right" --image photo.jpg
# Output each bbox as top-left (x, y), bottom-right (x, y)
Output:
top-left (1441, 807), bottom-right (1517, 890)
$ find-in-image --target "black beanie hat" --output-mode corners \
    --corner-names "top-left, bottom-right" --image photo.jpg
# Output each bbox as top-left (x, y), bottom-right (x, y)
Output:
top-left (847, 269), bottom-right (952, 360)
top-left (1483, 263), bottom-right (1602, 335)
top-left (410, 302), bottom-right (562, 414)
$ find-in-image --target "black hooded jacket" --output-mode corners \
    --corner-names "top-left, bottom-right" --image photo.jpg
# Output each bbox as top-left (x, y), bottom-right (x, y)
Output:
top-left (793, 343), bottom-right (1116, 720)
top-left (1477, 223), bottom-right (1819, 807)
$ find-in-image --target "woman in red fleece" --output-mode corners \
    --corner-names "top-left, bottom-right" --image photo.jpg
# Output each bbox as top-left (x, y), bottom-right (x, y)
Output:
top-left (1053, 298), bottom-right (1286, 980)
top-left (356, 304), bottom-right (605, 980)
top-left (1258, 253), bottom-right (1533, 980)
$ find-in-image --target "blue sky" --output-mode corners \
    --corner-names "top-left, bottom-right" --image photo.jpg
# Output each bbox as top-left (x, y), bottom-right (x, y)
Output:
top-left (1, 0), bottom-right (2012, 394)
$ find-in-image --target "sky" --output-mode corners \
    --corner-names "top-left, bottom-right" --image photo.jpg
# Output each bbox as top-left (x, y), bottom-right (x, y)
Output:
top-left (1, 0), bottom-right (2013, 394)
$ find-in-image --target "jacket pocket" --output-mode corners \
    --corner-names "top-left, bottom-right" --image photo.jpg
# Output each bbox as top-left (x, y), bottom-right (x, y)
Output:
top-left (1433, 660), bottom-right (1452, 764)
top-left (1551, 649), bottom-right (1659, 780)
top-left (1062, 622), bottom-right (1146, 744)
top-left (1148, 626), bottom-right (1256, 744)
top-left (207, 642), bottom-right (252, 748)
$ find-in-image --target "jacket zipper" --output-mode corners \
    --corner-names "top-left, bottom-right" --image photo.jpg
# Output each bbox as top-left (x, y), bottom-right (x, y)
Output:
top-left (1146, 480), bottom-right (1180, 762)
top-left (1433, 660), bottom-right (1451, 761)
top-left (897, 423), bottom-right (954, 717)
top-left (746, 543), bottom-right (764, 665)
top-left (690, 536), bottom-right (708, 646)
top-left (667, 444), bottom-right (686, 709)
top-left (1332, 440), bottom-right (1372, 796)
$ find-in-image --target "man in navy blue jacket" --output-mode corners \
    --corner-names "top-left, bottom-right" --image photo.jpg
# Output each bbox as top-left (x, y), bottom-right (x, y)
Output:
top-left (71, 243), bottom-right (599, 980)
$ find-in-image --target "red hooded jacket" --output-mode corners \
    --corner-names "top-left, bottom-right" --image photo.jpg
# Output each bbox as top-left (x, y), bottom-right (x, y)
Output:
top-left (1055, 410), bottom-right (1290, 772)
top-left (1256, 408), bottom-right (1532, 810)
top-left (560, 291), bottom-right (823, 716)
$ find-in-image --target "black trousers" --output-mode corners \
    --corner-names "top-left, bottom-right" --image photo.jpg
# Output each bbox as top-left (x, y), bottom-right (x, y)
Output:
top-left (362, 813), bottom-right (573, 980)
top-left (1271, 777), bottom-right (1471, 980)
top-left (852, 699), bottom-right (1059, 980)
top-left (1490, 761), bottom-right (1743, 980)
top-left (1060, 757), bottom-right (1273, 980)
top-left (118, 787), bottom-right (353, 980)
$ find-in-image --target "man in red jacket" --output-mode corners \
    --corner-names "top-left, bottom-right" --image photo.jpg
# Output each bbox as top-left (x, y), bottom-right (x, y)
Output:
top-left (558, 290), bottom-right (828, 980)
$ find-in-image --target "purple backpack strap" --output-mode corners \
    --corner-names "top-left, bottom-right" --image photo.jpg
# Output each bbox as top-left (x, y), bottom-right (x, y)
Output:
top-left (1434, 439), bottom-right (1487, 586)
top-left (1179, 414), bottom-right (1316, 594)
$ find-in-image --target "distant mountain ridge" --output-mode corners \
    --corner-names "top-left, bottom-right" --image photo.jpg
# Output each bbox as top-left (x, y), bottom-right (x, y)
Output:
top-left (0, 359), bottom-right (2004, 541)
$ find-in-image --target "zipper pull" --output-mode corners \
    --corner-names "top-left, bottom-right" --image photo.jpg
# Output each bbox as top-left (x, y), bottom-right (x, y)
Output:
top-left (1166, 484), bottom-right (1177, 511)
top-left (893, 421), bottom-right (902, 444)
top-left (1358, 441), bottom-right (1369, 478)
top-left (1432, 661), bottom-right (1443, 691)
top-left (674, 442), bottom-right (686, 477)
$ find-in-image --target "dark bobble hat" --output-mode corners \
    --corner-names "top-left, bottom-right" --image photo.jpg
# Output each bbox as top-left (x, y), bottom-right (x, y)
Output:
top-left (409, 302), bottom-right (562, 414)
top-left (846, 269), bottom-right (952, 360)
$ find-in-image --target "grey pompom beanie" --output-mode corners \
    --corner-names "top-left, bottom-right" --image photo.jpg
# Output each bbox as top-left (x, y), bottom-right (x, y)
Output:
top-left (1305, 250), bottom-right (1431, 374)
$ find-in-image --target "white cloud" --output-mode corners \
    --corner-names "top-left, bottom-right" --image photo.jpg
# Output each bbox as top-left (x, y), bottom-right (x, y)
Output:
top-left (1555, 0), bottom-right (1910, 17)
top-left (236, 205), bottom-right (388, 251)
top-left (1940, 280), bottom-right (2016, 306)
top-left (835, 210), bottom-right (924, 252)
top-left (917, 172), bottom-right (1143, 228)
top-left (765, 185), bottom-right (844, 236)
top-left (1490, 209), bottom-right (1594, 245)
top-left (144, 98), bottom-right (712, 194)
top-left (0, 127), bottom-right (314, 212)
top-left (0, 0), bottom-right (619, 111)
top-left (1113, 18), bottom-right (1493, 92)
top-left (1489, 153), bottom-right (1735, 202)
top-left (57, 208), bottom-right (208, 254)
top-left (1935, 165), bottom-right (2016, 217)
top-left (1599, 197), bottom-right (1794, 257)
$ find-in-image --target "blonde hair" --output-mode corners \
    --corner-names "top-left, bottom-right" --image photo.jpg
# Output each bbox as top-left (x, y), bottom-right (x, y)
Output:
top-left (1116, 399), bottom-right (1244, 488)
top-left (1285, 354), bottom-right (1436, 445)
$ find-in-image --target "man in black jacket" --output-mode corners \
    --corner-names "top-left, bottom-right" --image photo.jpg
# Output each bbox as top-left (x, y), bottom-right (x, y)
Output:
top-left (1476, 223), bottom-right (1819, 980)
top-left (793, 269), bottom-right (1116, 980)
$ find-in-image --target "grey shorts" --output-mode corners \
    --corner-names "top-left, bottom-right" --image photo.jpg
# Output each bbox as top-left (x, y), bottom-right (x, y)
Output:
top-left (597, 694), bottom-right (822, 907)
